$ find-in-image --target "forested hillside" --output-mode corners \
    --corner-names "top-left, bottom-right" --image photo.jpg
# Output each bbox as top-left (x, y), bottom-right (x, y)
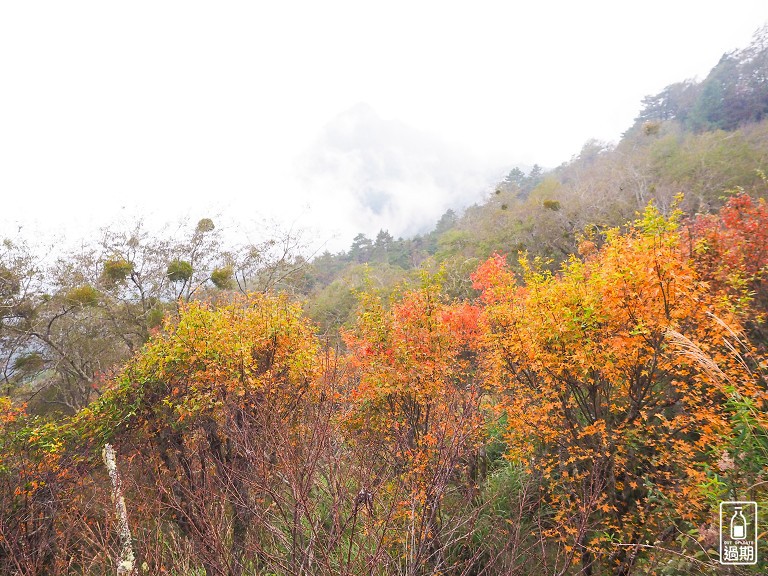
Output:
top-left (304, 120), bottom-right (768, 335)
top-left (1, 26), bottom-right (768, 576)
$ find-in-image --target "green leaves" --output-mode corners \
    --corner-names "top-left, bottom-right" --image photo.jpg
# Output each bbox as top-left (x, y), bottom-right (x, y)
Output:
top-left (101, 258), bottom-right (134, 285)
top-left (11, 352), bottom-right (43, 374)
top-left (0, 265), bottom-right (20, 299)
top-left (210, 266), bottom-right (234, 289)
top-left (166, 260), bottom-right (193, 283)
top-left (635, 197), bottom-right (682, 236)
top-left (195, 218), bottom-right (215, 234)
top-left (64, 284), bottom-right (100, 307)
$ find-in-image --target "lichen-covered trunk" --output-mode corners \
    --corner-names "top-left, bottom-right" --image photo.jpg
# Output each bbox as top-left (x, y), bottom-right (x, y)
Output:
top-left (103, 444), bottom-right (137, 576)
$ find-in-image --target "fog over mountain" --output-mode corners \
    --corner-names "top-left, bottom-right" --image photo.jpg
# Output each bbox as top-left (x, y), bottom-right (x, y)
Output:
top-left (297, 103), bottom-right (511, 240)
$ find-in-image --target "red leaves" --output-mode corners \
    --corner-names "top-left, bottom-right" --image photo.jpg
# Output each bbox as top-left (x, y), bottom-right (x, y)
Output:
top-left (342, 282), bottom-right (485, 541)
top-left (440, 301), bottom-right (481, 343)
top-left (344, 285), bottom-right (481, 408)
top-left (471, 253), bottom-right (513, 301)
top-left (688, 192), bottom-right (768, 317)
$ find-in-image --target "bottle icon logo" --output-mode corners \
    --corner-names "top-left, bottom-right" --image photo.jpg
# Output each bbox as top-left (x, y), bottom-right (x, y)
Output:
top-left (720, 501), bottom-right (757, 565)
top-left (730, 506), bottom-right (747, 540)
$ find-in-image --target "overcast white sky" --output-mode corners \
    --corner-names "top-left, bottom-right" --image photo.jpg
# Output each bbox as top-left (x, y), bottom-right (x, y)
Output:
top-left (0, 2), bottom-right (766, 251)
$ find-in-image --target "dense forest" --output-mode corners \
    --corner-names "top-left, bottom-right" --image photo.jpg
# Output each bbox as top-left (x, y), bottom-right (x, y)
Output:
top-left (2, 27), bottom-right (768, 576)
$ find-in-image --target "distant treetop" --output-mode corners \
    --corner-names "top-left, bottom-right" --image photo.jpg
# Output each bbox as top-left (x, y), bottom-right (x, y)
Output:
top-left (636, 24), bottom-right (768, 132)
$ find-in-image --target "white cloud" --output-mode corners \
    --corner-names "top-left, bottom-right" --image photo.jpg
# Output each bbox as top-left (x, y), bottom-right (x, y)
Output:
top-left (0, 2), bottom-right (765, 252)
top-left (296, 103), bottom-right (506, 241)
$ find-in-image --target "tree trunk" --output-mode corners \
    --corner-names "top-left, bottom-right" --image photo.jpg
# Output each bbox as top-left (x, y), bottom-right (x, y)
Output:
top-left (103, 444), bottom-right (137, 576)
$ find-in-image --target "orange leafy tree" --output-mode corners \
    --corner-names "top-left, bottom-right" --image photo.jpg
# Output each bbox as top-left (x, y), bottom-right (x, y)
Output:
top-left (341, 280), bottom-right (486, 573)
top-left (472, 205), bottom-right (761, 575)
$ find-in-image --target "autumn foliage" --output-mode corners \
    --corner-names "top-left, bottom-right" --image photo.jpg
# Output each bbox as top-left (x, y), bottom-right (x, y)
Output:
top-left (75, 294), bottom-right (328, 575)
top-left (0, 201), bottom-right (767, 575)
top-left (342, 283), bottom-right (485, 571)
top-left (473, 204), bottom-right (765, 573)
top-left (687, 192), bottom-right (768, 341)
